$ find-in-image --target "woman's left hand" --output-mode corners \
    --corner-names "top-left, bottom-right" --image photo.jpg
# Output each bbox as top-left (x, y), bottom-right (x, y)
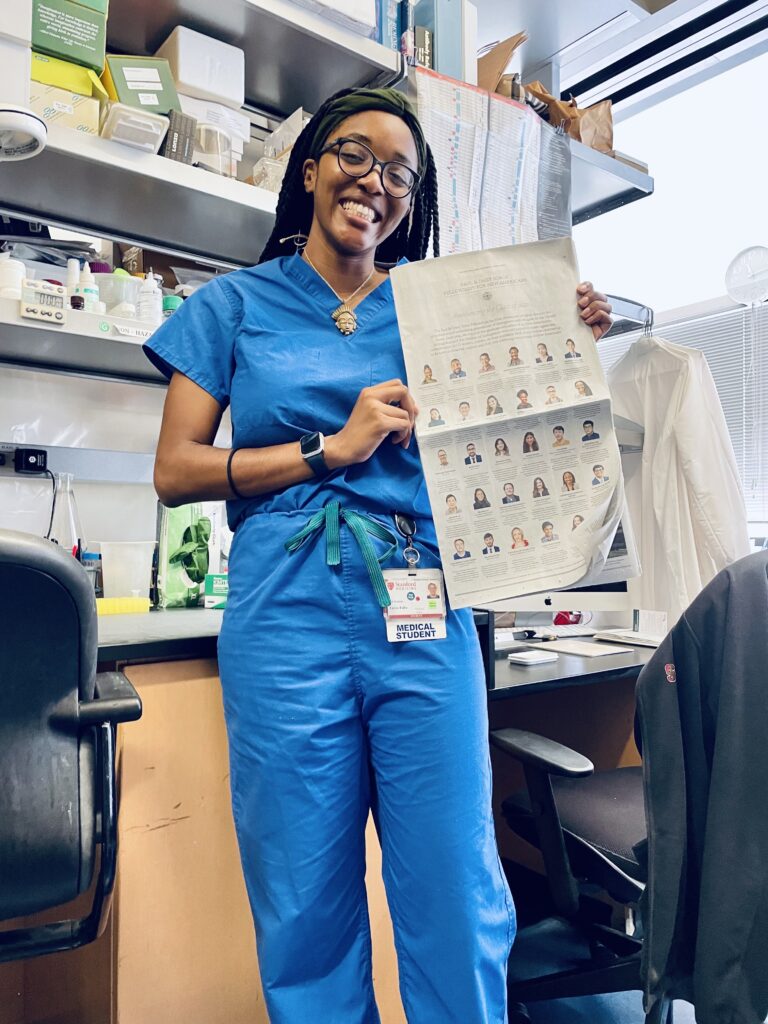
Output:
top-left (577, 282), bottom-right (612, 341)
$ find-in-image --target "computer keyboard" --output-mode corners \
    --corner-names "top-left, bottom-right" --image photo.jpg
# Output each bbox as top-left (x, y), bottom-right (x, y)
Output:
top-left (495, 624), bottom-right (596, 648)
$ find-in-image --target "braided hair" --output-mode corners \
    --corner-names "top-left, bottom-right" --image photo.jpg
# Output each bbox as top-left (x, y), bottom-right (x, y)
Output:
top-left (258, 88), bottom-right (440, 265)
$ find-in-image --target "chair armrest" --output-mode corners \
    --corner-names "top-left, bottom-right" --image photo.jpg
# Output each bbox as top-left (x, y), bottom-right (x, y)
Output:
top-left (79, 672), bottom-right (143, 726)
top-left (490, 728), bottom-right (594, 778)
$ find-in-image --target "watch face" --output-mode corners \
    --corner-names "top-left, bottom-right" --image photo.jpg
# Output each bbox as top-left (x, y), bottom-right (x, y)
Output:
top-left (300, 432), bottom-right (321, 457)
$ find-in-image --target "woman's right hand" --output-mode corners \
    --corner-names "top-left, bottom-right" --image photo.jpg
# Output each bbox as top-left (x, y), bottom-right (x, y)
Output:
top-left (325, 379), bottom-right (419, 469)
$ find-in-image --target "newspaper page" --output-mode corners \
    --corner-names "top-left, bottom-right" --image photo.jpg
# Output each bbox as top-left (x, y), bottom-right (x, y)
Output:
top-left (415, 68), bottom-right (572, 254)
top-left (391, 237), bottom-right (636, 609)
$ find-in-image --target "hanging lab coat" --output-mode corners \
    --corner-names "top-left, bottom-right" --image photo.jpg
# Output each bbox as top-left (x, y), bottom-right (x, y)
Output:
top-left (607, 335), bottom-right (750, 622)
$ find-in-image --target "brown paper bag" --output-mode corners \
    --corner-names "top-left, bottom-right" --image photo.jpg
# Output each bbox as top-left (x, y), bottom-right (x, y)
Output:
top-left (524, 80), bottom-right (613, 153)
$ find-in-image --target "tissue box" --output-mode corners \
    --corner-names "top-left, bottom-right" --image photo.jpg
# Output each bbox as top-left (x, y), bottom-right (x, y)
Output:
top-left (156, 501), bottom-right (232, 608)
top-left (31, 50), bottom-right (108, 99)
top-left (102, 55), bottom-right (180, 115)
top-left (155, 26), bottom-right (245, 110)
top-left (32, 0), bottom-right (107, 73)
top-left (30, 82), bottom-right (100, 133)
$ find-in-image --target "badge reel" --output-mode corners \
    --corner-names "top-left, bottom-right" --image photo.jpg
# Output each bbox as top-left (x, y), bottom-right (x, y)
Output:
top-left (382, 514), bottom-right (447, 642)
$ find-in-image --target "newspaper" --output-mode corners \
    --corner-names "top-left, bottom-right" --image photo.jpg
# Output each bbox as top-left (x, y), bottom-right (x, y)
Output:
top-left (415, 68), bottom-right (572, 255)
top-left (390, 237), bottom-right (638, 609)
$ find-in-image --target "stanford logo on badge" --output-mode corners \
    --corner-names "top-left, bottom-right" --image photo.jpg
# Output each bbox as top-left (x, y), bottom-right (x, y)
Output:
top-left (664, 663), bottom-right (677, 684)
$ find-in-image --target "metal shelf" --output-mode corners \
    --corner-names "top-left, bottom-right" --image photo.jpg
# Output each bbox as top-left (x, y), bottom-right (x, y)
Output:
top-left (105, 0), bottom-right (404, 116)
top-left (0, 127), bottom-right (277, 268)
top-left (570, 139), bottom-right (654, 225)
top-left (0, 299), bottom-right (166, 385)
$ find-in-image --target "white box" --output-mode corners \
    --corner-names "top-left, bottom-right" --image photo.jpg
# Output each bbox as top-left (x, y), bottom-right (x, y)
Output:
top-left (0, 38), bottom-right (31, 109)
top-left (155, 26), bottom-right (245, 110)
top-left (1, 0), bottom-right (33, 47)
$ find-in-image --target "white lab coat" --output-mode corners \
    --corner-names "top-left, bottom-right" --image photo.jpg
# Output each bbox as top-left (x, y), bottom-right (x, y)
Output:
top-left (608, 335), bottom-right (751, 622)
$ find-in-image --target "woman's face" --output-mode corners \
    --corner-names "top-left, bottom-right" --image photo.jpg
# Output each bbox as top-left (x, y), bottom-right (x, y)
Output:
top-left (573, 515), bottom-right (584, 528)
top-left (424, 365), bottom-right (432, 379)
top-left (488, 396), bottom-right (497, 411)
top-left (575, 380), bottom-right (586, 394)
top-left (512, 528), bottom-right (523, 543)
top-left (509, 347), bottom-right (519, 359)
top-left (534, 478), bottom-right (544, 491)
top-left (429, 408), bottom-right (440, 421)
top-left (524, 432), bottom-right (535, 446)
top-left (495, 439), bottom-right (505, 452)
top-left (475, 489), bottom-right (486, 501)
top-left (538, 344), bottom-right (548, 356)
top-left (563, 472), bottom-right (575, 487)
top-left (303, 110), bottom-right (417, 256)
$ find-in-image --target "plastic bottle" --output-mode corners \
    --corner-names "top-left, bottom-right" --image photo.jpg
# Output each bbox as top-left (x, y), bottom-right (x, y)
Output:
top-left (50, 472), bottom-right (86, 558)
top-left (137, 273), bottom-right (163, 326)
top-left (162, 294), bottom-right (183, 319)
top-left (66, 257), bottom-right (80, 300)
top-left (0, 252), bottom-right (26, 299)
top-left (78, 262), bottom-right (100, 312)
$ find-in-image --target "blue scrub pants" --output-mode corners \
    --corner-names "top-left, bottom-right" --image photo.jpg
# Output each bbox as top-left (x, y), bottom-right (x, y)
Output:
top-left (218, 510), bottom-right (515, 1023)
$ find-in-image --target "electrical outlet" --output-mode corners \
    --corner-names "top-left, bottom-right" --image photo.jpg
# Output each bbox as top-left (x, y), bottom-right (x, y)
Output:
top-left (13, 447), bottom-right (48, 474)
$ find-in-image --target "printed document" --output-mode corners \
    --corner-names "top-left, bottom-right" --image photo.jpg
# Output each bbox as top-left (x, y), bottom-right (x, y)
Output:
top-left (391, 237), bottom-right (639, 609)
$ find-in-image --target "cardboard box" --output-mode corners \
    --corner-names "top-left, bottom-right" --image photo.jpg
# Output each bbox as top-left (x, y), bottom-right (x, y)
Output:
top-left (102, 55), bottom-right (180, 116)
top-left (31, 50), bottom-right (108, 99)
top-left (32, 0), bottom-right (107, 73)
top-left (155, 26), bottom-right (245, 110)
top-left (204, 573), bottom-right (229, 609)
top-left (160, 108), bottom-right (197, 164)
top-left (29, 81), bottom-right (100, 133)
top-left (75, 0), bottom-right (108, 12)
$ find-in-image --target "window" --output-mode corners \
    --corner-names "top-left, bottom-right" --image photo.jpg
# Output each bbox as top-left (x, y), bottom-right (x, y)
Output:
top-left (599, 302), bottom-right (768, 535)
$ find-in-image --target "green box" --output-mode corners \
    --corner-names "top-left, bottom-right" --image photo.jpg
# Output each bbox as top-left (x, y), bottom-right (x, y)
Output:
top-left (32, 0), bottom-right (106, 73)
top-left (102, 55), bottom-right (180, 116)
top-left (75, 0), bottom-right (109, 13)
top-left (204, 574), bottom-right (229, 610)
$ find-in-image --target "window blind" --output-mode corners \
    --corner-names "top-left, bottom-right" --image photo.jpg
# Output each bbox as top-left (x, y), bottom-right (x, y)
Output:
top-left (599, 303), bottom-right (768, 529)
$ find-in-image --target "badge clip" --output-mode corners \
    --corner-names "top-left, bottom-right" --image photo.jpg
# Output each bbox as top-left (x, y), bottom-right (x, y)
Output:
top-left (394, 512), bottom-right (420, 574)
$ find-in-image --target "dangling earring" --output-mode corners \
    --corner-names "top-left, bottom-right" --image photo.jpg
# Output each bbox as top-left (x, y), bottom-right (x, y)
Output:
top-left (279, 233), bottom-right (308, 252)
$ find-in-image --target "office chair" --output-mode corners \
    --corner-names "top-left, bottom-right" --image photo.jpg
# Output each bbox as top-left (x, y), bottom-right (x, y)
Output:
top-left (0, 528), bottom-right (142, 962)
top-left (490, 728), bottom-right (669, 1022)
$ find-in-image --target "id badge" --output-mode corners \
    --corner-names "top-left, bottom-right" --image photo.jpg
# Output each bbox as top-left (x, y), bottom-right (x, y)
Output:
top-left (382, 568), bottom-right (447, 642)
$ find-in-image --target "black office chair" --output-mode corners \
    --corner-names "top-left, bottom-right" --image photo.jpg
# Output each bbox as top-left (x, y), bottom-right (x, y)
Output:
top-left (0, 528), bottom-right (142, 962)
top-left (490, 728), bottom-right (665, 1022)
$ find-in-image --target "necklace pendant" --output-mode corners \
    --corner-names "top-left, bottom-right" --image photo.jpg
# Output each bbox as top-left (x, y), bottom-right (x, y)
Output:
top-left (332, 303), bottom-right (358, 335)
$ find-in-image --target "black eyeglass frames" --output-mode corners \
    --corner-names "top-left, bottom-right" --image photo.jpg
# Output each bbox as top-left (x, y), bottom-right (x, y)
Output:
top-left (318, 137), bottom-right (420, 198)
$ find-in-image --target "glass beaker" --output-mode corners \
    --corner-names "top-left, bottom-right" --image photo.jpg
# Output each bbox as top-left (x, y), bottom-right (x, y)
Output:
top-left (50, 472), bottom-right (85, 557)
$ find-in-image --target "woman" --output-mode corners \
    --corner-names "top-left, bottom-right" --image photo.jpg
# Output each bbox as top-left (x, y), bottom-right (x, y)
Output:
top-left (572, 514), bottom-right (585, 530)
top-left (486, 394), bottom-right (503, 415)
top-left (532, 476), bottom-right (549, 498)
top-left (473, 487), bottom-right (491, 510)
top-left (427, 407), bottom-right (445, 426)
top-left (523, 431), bottom-right (539, 453)
top-left (536, 342), bottom-right (553, 363)
top-left (508, 345), bottom-right (523, 366)
top-left (422, 364), bottom-right (437, 384)
top-left (511, 526), bottom-right (529, 549)
top-left (144, 86), bottom-right (612, 1023)
top-left (574, 379), bottom-right (593, 397)
top-left (516, 389), bottom-right (532, 410)
top-left (562, 470), bottom-right (578, 492)
top-left (494, 437), bottom-right (510, 457)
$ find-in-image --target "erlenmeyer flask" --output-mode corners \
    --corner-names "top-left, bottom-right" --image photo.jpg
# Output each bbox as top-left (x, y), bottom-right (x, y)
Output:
top-left (50, 472), bottom-right (85, 557)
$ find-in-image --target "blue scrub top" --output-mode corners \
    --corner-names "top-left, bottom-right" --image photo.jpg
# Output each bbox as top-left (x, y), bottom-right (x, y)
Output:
top-left (144, 253), bottom-right (432, 532)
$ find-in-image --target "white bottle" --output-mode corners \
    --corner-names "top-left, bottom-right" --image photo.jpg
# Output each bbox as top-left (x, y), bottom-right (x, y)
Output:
top-left (66, 257), bottom-right (80, 298)
top-left (0, 253), bottom-right (26, 299)
top-left (78, 262), bottom-right (100, 312)
top-left (137, 274), bottom-right (162, 326)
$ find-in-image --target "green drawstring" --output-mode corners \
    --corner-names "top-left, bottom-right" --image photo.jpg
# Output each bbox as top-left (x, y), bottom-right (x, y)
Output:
top-left (284, 501), bottom-right (397, 607)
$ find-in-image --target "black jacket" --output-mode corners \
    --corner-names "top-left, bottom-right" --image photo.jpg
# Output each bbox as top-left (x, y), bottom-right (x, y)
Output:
top-left (635, 551), bottom-right (768, 1024)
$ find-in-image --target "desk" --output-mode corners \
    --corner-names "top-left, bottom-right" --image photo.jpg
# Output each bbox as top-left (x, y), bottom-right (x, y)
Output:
top-left (489, 640), bottom-right (654, 699)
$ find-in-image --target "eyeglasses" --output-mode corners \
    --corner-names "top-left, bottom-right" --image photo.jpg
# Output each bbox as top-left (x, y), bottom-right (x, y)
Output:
top-left (318, 137), bottom-right (420, 198)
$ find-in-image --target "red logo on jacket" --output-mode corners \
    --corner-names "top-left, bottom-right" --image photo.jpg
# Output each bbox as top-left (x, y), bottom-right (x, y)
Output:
top-left (664, 663), bottom-right (677, 683)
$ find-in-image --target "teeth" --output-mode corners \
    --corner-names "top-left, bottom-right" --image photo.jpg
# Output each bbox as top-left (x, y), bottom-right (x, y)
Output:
top-left (341, 200), bottom-right (375, 222)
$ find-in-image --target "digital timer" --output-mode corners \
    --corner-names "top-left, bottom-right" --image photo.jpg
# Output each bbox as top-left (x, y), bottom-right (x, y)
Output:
top-left (19, 279), bottom-right (67, 325)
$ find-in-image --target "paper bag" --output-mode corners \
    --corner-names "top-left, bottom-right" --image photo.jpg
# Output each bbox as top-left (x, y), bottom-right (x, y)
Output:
top-left (524, 79), bottom-right (613, 153)
top-left (477, 33), bottom-right (528, 94)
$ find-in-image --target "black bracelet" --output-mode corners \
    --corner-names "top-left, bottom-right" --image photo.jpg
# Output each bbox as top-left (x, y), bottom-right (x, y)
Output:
top-left (226, 448), bottom-right (247, 500)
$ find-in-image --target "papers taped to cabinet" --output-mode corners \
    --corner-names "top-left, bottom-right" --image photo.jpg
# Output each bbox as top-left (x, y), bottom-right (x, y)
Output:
top-left (390, 237), bottom-right (639, 610)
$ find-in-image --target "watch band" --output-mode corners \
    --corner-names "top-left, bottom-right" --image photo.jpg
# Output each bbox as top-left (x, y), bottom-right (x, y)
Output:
top-left (300, 432), bottom-right (330, 478)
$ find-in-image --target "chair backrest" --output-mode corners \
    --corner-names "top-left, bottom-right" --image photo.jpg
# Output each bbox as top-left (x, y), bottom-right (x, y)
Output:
top-left (0, 529), bottom-right (98, 918)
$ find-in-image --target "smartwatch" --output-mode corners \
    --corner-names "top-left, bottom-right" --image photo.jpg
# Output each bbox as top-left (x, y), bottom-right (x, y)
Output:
top-left (300, 431), bottom-right (330, 477)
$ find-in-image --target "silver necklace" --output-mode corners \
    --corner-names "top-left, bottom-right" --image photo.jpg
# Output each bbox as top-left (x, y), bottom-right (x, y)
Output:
top-left (303, 251), bottom-right (376, 335)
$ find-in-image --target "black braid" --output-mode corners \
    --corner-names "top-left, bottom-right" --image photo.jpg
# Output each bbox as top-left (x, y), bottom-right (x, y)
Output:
top-left (258, 93), bottom-right (440, 265)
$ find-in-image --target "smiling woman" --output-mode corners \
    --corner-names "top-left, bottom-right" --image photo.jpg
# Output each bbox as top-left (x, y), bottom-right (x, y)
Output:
top-left (144, 82), bottom-right (611, 1024)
